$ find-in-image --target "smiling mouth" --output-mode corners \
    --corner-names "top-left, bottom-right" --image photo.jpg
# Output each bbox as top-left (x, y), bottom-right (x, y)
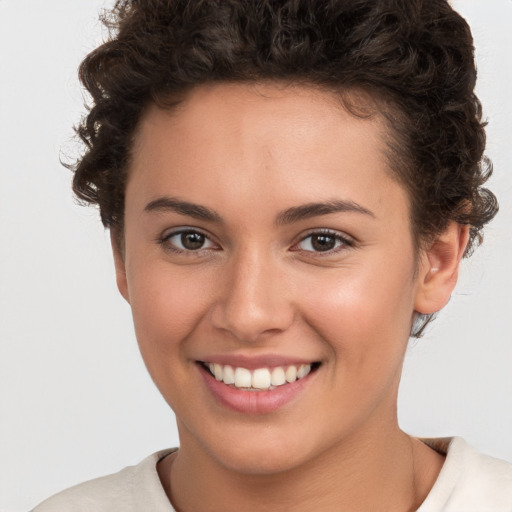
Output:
top-left (199, 361), bottom-right (321, 391)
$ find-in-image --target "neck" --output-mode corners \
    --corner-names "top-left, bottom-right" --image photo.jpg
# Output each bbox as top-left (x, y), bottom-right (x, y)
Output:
top-left (159, 421), bottom-right (443, 512)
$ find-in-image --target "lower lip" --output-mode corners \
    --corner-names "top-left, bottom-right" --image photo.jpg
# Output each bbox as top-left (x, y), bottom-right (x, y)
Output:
top-left (198, 364), bottom-right (315, 414)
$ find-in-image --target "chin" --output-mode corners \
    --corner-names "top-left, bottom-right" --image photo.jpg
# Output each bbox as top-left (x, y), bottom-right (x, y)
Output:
top-left (195, 424), bottom-right (322, 476)
top-left (212, 444), bottom-right (307, 476)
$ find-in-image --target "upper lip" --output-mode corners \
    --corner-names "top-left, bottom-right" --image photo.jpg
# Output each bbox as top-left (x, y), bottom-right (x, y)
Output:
top-left (197, 354), bottom-right (319, 370)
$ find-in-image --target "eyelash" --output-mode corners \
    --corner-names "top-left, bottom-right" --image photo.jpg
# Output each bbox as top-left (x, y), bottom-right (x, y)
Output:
top-left (158, 228), bottom-right (219, 255)
top-left (158, 228), bottom-right (354, 256)
top-left (291, 229), bottom-right (355, 255)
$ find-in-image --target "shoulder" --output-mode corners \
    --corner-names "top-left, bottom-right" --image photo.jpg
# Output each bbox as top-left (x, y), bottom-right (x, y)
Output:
top-left (419, 437), bottom-right (512, 511)
top-left (31, 449), bottom-right (176, 512)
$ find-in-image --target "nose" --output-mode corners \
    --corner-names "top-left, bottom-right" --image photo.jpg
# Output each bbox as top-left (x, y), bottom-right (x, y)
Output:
top-left (210, 248), bottom-right (295, 343)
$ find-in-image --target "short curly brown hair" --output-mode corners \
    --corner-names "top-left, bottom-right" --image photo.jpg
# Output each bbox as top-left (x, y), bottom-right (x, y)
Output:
top-left (72, 0), bottom-right (497, 260)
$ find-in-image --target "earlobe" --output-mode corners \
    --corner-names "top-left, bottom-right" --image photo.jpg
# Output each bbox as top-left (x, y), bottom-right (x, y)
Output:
top-left (414, 222), bottom-right (469, 315)
top-left (110, 230), bottom-right (130, 303)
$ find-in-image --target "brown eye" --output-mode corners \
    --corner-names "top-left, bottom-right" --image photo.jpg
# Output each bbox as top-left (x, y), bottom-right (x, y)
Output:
top-left (181, 231), bottom-right (206, 250)
top-left (163, 229), bottom-right (216, 252)
top-left (310, 234), bottom-right (337, 251)
top-left (294, 231), bottom-right (351, 253)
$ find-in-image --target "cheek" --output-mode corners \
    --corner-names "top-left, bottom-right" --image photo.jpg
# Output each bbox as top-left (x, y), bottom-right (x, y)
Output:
top-left (299, 264), bottom-right (416, 374)
top-left (127, 260), bottom-right (213, 359)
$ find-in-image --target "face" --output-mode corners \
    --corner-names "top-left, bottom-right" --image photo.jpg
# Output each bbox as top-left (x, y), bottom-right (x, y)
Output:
top-left (117, 82), bottom-right (428, 474)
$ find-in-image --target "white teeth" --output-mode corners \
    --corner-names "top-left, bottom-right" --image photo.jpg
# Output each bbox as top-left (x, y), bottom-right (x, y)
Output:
top-left (205, 362), bottom-right (313, 390)
top-left (271, 367), bottom-right (286, 386)
top-left (252, 368), bottom-right (271, 389)
top-left (214, 363), bottom-right (223, 381)
top-left (297, 364), bottom-right (311, 379)
top-left (223, 365), bottom-right (235, 385)
top-left (285, 365), bottom-right (297, 383)
top-left (234, 367), bottom-right (252, 388)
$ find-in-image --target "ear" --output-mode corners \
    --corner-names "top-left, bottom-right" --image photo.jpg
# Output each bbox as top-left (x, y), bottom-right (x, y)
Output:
top-left (414, 222), bottom-right (469, 315)
top-left (110, 229), bottom-right (130, 303)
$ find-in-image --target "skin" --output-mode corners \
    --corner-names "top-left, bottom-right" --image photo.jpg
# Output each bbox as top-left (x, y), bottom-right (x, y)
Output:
top-left (113, 82), bottom-right (468, 511)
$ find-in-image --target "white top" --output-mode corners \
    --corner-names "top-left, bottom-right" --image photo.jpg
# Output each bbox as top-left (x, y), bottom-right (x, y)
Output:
top-left (32, 437), bottom-right (512, 511)
top-left (417, 437), bottom-right (512, 511)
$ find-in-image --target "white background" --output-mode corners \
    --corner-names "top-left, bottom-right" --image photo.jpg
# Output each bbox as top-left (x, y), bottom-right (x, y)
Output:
top-left (0, 1), bottom-right (511, 511)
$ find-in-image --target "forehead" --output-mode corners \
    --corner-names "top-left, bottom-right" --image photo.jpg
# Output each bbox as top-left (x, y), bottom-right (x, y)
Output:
top-left (127, 82), bottom-right (409, 225)
top-left (137, 82), bottom-right (384, 149)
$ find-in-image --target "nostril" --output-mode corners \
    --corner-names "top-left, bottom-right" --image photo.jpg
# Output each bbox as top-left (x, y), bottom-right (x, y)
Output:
top-left (210, 302), bottom-right (295, 343)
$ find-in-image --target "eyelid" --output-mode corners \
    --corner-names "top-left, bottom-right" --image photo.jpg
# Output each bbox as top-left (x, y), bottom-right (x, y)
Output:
top-left (156, 226), bottom-right (355, 256)
top-left (158, 226), bottom-right (220, 253)
top-left (290, 228), bottom-right (355, 254)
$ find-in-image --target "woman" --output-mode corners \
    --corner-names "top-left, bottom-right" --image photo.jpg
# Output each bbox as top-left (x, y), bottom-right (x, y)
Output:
top-left (33, 0), bottom-right (512, 510)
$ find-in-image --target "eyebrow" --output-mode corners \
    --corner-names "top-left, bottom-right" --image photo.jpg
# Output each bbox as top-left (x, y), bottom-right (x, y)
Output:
top-left (144, 196), bottom-right (374, 224)
top-left (275, 200), bottom-right (375, 225)
top-left (144, 197), bottom-right (223, 223)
